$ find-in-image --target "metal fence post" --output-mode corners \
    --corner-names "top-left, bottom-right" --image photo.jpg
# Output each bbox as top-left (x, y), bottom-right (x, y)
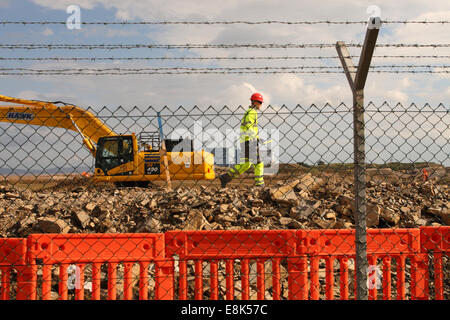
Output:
top-left (336, 18), bottom-right (381, 300)
top-left (353, 87), bottom-right (368, 300)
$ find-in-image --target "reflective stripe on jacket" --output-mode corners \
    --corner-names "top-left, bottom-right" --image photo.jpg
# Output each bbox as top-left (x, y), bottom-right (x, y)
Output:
top-left (240, 106), bottom-right (258, 142)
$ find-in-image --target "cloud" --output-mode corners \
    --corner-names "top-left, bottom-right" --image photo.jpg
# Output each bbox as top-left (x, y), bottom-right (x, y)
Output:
top-left (400, 77), bottom-right (412, 88)
top-left (30, 0), bottom-right (99, 10)
top-left (30, 0), bottom-right (243, 19)
top-left (14, 0), bottom-right (450, 108)
top-left (15, 90), bottom-right (77, 103)
top-left (386, 89), bottom-right (408, 104)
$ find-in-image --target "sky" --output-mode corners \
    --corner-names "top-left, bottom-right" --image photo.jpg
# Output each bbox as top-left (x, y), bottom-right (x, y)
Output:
top-left (0, 0), bottom-right (448, 172)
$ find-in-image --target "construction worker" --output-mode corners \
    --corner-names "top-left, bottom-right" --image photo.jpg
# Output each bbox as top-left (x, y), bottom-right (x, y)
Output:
top-left (423, 168), bottom-right (429, 181)
top-left (219, 93), bottom-right (265, 188)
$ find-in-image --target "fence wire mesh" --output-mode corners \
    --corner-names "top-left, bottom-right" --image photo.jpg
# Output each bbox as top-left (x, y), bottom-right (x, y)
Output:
top-left (0, 102), bottom-right (448, 300)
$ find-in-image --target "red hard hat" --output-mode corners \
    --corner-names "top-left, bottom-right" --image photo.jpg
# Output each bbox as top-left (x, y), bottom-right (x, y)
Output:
top-left (250, 93), bottom-right (263, 103)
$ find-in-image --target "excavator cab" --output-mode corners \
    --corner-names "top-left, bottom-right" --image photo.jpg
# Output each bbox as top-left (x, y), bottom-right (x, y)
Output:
top-left (95, 135), bottom-right (134, 175)
top-left (94, 132), bottom-right (215, 185)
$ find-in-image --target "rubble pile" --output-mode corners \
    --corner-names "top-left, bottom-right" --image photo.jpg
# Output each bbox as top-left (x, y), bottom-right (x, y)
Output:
top-left (0, 166), bottom-right (448, 299)
top-left (0, 169), bottom-right (448, 238)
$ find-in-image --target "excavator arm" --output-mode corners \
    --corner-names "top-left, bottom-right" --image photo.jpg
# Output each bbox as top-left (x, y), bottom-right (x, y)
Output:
top-left (0, 94), bottom-right (116, 156)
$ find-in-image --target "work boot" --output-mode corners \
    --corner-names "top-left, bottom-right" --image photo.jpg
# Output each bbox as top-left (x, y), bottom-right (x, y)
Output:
top-left (219, 173), bottom-right (232, 188)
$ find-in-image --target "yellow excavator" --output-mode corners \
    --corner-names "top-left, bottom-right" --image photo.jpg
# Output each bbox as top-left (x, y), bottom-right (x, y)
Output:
top-left (0, 94), bottom-right (215, 187)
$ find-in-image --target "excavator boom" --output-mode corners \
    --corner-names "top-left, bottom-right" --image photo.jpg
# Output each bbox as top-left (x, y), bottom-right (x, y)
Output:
top-left (0, 94), bottom-right (116, 155)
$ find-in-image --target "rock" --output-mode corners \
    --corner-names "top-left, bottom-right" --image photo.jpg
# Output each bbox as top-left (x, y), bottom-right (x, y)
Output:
top-left (20, 204), bottom-right (34, 212)
top-left (366, 204), bottom-right (380, 227)
top-left (328, 185), bottom-right (345, 198)
top-left (140, 198), bottom-right (150, 207)
top-left (135, 217), bottom-right (162, 233)
top-left (313, 216), bottom-right (337, 229)
top-left (428, 207), bottom-right (443, 215)
top-left (335, 220), bottom-right (354, 229)
top-left (279, 217), bottom-right (293, 226)
top-left (290, 200), bottom-right (320, 220)
top-left (335, 195), bottom-right (380, 227)
top-left (296, 173), bottom-right (324, 193)
top-left (84, 202), bottom-right (97, 212)
top-left (215, 214), bottom-right (235, 224)
top-left (251, 199), bottom-right (264, 208)
top-left (287, 219), bottom-right (304, 228)
top-left (289, 207), bottom-right (304, 220)
top-left (182, 210), bottom-right (210, 230)
top-left (219, 204), bottom-right (229, 213)
top-left (19, 214), bottom-right (36, 229)
top-left (5, 192), bottom-right (19, 199)
top-left (73, 210), bottom-right (91, 229)
top-left (250, 216), bottom-right (265, 223)
top-left (269, 181), bottom-right (300, 206)
top-left (380, 207), bottom-right (400, 225)
top-left (203, 222), bottom-right (220, 231)
top-left (50, 291), bottom-right (59, 300)
top-left (107, 227), bottom-right (117, 233)
top-left (414, 218), bottom-right (428, 226)
top-left (337, 195), bottom-right (353, 207)
top-left (427, 207), bottom-right (450, 225)
top-left (260, 209), bottom-right (281, 217)
top-left (324, 210), bottom-right (336, 220)
top-left (99, 219), bottom-right (114, 232)
top-left (335, 205), bottom-right (353, 216)
top-left (38, 217), bottom-right (71, 233)
top-left (439, 211), bottom-right (450, 225)
top-left (400, 206), bottom-right (410, 215)
top-left (420, 182), bottom-right (437, 196)
top-left (149, 199), bottom-right (158, 210)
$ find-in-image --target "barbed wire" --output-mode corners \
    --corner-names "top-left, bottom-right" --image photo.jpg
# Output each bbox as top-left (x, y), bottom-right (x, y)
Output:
top-left (0, 20), bottom-right (449, 25)
top-left (1, 55), bottom-right (449, 62)
top-left (1, 65), bottom-right (448, 73)
top-left (2, 43), bottom-right (341, 49)
top-left (1, 70), bottom-right (448, 76)
top-left (1, 43), bottom-right (449, 50)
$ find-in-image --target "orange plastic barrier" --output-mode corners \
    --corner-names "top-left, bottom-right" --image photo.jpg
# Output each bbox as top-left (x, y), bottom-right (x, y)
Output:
top-left (296, 228), bottom-right (424, 300)
top-left (165, 230), bottom-right (298, 300)
top-left (24, 233), bottom-right (171, 300)
top-left (0, 227), bottom-right (448, 300)
top-left (419, 226), bottom-right (449, 300)
top-left (0, 238), bottom-right (27, 300)
top-left (165, 227), bottom-right (448, 300)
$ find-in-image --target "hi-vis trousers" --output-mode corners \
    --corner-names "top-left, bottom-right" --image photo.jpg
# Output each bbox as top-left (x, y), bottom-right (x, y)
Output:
top-left (228, 140), bottom-right (264, 186)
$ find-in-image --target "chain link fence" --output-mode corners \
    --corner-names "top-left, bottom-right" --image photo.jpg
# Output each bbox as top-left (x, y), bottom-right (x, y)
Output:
top-left (0, 101), bottom-right (448, 300)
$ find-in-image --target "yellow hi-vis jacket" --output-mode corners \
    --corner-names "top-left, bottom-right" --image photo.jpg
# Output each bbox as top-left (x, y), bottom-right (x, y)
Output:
top-left (240, 106), bottom-right (258, 143)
